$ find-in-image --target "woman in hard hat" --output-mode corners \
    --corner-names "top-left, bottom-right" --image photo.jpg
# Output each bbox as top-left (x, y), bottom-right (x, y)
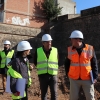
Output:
top-left (7, 41), bottom-right (32, 100)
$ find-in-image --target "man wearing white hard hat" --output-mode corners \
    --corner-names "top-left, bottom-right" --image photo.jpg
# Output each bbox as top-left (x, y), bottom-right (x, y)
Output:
top-left (64, 30), bottom-right (98, 100)
top-left (34, 34), bottom-right (59, 100)
top-left (7, 41), bottom-right (32, 100)
top-left (0, 40), bottom-right (15, 93)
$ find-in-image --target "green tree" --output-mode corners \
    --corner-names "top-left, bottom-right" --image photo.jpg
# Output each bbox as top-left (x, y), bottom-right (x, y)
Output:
top-left (42, 0), bottom-right (62, 22)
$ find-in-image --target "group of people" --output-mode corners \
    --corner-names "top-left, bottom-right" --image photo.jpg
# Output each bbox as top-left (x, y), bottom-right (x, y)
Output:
top-left (0, 30), bottom-right (98, 100)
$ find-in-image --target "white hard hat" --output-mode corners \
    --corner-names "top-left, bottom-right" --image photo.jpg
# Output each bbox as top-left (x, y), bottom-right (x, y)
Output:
top-left (3, 40), bottom-right (11, 45)
top-left (17, 41), bottom-right (32, 51)
top-left (42, 34), bottom-right (52, 41)
top-left (69, 30), bottom-right (84, 39)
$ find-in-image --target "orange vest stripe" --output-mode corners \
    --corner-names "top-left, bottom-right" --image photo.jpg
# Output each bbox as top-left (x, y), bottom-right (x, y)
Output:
top-left (68, 44), bottom-right (93, 80)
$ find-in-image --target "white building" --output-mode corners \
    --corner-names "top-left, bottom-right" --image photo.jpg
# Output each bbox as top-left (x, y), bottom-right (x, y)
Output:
top-left (57, 0), bottom-right (76, 15)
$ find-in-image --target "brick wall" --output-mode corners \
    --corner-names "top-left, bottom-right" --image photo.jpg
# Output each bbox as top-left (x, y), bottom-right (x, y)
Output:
top-left (3, 0), bottom-right (76, 28)
top-left (4, 0), bottom-right (47, 28)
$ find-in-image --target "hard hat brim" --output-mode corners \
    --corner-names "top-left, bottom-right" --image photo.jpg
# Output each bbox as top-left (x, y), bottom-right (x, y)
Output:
top-left (17, 47), bottom-right (32, 51)
top-left (42, 39), bottom-right (52, 41)
top-left (69, 36), bottom-right (83, 39)
top-left (24, 46), bottom-right (33, 51)
top-left (3, 43), bottom-right (11, 45)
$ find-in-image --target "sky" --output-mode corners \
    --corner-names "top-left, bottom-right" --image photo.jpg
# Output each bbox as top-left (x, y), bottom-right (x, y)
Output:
top-left (73, 0), bottom-right (100, 14)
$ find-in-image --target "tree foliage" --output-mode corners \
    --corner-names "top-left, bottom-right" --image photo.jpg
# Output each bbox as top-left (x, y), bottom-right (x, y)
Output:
top-left (42, 0), bottom-right (62, 21)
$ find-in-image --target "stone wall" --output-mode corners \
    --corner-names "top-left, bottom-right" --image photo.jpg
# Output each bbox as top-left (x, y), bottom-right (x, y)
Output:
top-left (81, 6), bottom-right (100, 16)
top-left (0, 23), bottom-right (43, 50)
top-left (0, 6), bottom-right (100, 66)
top-left (50, 12), bottom-right (100, 65)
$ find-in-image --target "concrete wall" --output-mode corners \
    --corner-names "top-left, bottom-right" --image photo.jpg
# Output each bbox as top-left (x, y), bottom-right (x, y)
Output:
top-left (58, 0), bottom-right (76, 15)
top-left (0, 23), bottom-right (43, 51)
top-left (67, 14), bottom-right (80, 19)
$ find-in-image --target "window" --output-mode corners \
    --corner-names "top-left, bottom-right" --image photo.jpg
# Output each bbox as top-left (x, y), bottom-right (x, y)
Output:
top-left (0, 0), bottom-right (4, 4)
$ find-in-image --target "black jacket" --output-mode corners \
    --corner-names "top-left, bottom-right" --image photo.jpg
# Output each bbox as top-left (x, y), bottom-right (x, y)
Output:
top-left (9, 57), bottom-right (29, 93)
top-left (64, 43), bottom-right (98, 80)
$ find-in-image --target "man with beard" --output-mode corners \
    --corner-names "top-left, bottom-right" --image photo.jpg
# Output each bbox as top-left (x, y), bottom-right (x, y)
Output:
top-left (64, 30), bottom-right (98, 100)
top-left (0, 40), bottom-right (15, 93)
top-left (34, 34), bottom-right (59, 100)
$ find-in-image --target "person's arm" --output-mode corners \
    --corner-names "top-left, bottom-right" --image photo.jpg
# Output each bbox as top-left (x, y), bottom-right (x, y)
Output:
top-left (33, 50), bottom-right (37, 66)
top-left (10, 76), bottom-right (20, 96)
top-left (91, 50), bottom-right (98, 80)
top-left (11, 50), bottom-right (16, 60)
top-left (10, 76), bottom-right (17, 93)
top-left (10, 59), bottom-right (20, 93)
top-left (64, 57), bottom-right (70, 76)
top-left (0, 51), bottom-right (1, 64)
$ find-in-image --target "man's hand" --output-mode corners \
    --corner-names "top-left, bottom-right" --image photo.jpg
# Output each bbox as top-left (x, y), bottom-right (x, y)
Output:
top-left (29, 64), bottom-right (34, 70)
top-left (93, 79), bottom-right (97, 84)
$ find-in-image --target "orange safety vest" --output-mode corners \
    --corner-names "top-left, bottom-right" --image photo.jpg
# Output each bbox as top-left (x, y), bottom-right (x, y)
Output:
top-left (68, 44), bottom-right (93, 80)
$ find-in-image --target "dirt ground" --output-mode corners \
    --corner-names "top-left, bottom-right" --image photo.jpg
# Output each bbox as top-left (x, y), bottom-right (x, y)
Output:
top-left (0, 65), bottom-right (100, 100)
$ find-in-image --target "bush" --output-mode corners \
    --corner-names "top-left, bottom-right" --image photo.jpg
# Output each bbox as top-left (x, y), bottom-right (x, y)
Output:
top-left (42, 0), bottom-right (62, 21)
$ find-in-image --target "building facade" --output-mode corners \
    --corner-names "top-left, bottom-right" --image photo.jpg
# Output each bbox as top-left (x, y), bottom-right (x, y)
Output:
top-left (58, 0), bottom-right (76, 15)
top-left (0, 0), bottom-right (47, 28)
top-left (0, 0), bottom-right (76, 28)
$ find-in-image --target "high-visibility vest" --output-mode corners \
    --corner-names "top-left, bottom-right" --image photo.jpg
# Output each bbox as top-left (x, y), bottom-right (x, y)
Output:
top-left (37, 47), bottom-right (58, 75)
top-left (0, 50), bottom-right (14, 68)
top-left (7, 67), bottom-right (26, 99)
top-left (68, 44), bottom-right (93, 80)
top-left (7, 61), bottom-right (32, 99)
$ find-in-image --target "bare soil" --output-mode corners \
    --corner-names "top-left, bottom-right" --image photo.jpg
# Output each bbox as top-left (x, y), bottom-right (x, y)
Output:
top-left (0, 66), bottom-right (100, 100)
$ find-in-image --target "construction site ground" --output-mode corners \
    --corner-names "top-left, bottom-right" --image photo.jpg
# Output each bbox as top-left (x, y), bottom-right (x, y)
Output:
top-left (0, 65), bottom-right (100, 100)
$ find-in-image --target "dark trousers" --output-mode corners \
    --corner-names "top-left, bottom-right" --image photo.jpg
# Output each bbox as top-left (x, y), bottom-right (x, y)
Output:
top-left (39, 74), bottom-right (58, 100)
top-left (13, 84), bottom-right (28, 100)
